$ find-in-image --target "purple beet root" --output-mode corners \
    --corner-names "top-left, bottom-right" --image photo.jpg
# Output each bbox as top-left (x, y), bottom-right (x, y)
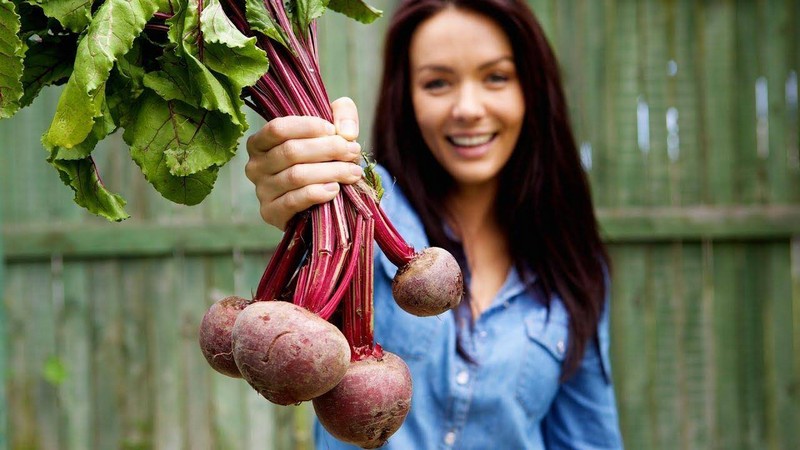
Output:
top-left (312, 351), bottom-right (413, 449)
top-left (392, 247), bottom-right (464, 316)
top-left (198, 295), bottom-right (251, 378)
top-left (232, 300), bottom-right (351, 405)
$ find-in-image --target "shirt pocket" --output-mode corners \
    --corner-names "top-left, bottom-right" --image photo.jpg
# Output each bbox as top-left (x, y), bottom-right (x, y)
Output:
top-left (515, 311), bottom-right (568, 419)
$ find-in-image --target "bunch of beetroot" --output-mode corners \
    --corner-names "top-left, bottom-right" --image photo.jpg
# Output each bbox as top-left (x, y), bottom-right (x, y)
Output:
top-left (196, 1), bottom-right (464, 448)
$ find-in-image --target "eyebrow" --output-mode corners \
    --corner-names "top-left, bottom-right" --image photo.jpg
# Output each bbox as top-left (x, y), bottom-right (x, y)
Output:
top-left (415, 55), bottom-right (514, 73)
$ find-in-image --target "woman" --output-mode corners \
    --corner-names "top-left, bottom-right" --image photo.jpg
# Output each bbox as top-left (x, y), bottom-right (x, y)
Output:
top-left (245, 0), bottom-right (624, 448)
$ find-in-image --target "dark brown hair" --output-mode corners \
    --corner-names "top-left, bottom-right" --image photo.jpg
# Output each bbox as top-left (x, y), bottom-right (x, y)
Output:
top-left (371, 0), bottom-right (610, 379)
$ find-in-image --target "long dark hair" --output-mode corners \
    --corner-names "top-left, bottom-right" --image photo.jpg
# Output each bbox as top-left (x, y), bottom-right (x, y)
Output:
top-left (371, 0), bottom-right (610, 379)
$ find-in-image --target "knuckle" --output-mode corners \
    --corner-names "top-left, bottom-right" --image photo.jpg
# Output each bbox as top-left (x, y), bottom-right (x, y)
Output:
top-left (280, 140), bottom-right (301, 164)
top-left (283, 165), bottom-right (304, 187)
top-left (244, 159), bottom-right (258, 182)
top-left (265, 119), bottom-right (290, 142)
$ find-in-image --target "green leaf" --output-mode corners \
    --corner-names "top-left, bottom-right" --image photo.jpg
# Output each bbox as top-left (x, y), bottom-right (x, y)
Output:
top-left (327, 0), bottom-right (382, 24)
top-left (123, 90), bottom-right (236, 205)
top-left (294, 0), bottom-right (328, 34)
top-left (29, 0), bottom-right (92, 33)
top-left (200, 0), bottom-right (269, 88)
top-left (143, 53), bottom-right (202, 108)
top-left (43, 356), bottom-right (69, 386)
top-left (0, 0), bottom-right (25, 119)
top-left (245, 0), bottom-right (291, 49)
top-left (43, 0), bottom-right (160, 149)
top-left (49, 156), bottom-right (130, 222)
top-left (19, 33), bottom-right (77, 108)
top-left (51, 90), bottom-right (117, 161)
top-left (166, 0), bottom-right (247, 125)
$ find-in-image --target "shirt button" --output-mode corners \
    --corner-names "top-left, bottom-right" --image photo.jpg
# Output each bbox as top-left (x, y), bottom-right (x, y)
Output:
top-left (556, 340), bottom-right (566, 354)
top-left (444, 431), bottom-right (456, 446)
top-left (456, 370), bottom-right (469, 385)
top-left (478, 330), bottom-right (488, 339)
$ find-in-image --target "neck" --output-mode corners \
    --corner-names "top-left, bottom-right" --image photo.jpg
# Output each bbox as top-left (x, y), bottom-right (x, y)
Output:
top-left (446, 181), bottom-right (499, 238)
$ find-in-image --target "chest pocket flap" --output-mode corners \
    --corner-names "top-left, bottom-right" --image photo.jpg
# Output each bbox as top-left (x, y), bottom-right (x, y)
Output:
top-left (524, 307), bottom-right (569, 362)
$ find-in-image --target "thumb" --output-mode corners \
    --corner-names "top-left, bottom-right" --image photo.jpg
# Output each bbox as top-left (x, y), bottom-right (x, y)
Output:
top-left (331, 97), bottom-right (359, 141)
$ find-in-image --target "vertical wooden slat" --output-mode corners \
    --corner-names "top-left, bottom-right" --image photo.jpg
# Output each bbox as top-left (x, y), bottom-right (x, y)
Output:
top-left (0, 179), bottom-right (6, 450)
top-left (763, 0), bottom-right (792, 203)
top-left (762, 242), bottom-right (797, 449)
top-left (89, 261), bottom-right (124, 449)
top-left (677, 243), bottom-right (711, 448)
top-left (641, 0), bottom-right (670, 208)
top-left (734, 0), bottom-right (766, 204)
top-left (150, 257), bottom-right (183, 449)
top-left (58, 262), bottom-right (92, 450)
top-left (609, 244), bottom-right (652, 449)
top-left (180, 257), bottom-right (214, 449)
top-left (740, 245), bottom-right (768, 448)
top-left (119, 260), bottom-right (154, 449)
top-left (700, 0), bottom-right (737, 206)
top-left (609, 0), bottom-right (642, 207)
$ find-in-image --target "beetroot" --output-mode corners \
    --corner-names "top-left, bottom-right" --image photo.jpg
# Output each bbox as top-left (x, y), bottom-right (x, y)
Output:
top-left (232, 300), bottom-right (350, 405)
top-left (392, 247), bottom-right (464, 316)
top-left (312, 351), bottom-right (412, 449)
top-left (198, 295), bottom-right (251, 378)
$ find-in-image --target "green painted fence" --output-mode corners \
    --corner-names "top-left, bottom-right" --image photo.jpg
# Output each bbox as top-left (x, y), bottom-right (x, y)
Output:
top-left (1, 0), bottom-right (799, 449)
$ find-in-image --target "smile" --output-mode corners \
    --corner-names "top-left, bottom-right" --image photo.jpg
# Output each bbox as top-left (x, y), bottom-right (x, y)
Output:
top-left (447, 133), bottom-right (496, 147)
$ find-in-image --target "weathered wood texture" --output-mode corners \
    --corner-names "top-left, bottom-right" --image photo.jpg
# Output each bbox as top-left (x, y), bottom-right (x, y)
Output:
top-left (1, 0), bottom-right (799, 449)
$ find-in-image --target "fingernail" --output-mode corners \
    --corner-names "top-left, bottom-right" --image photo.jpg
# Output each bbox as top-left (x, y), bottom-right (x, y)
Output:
top-left (338, 119), bottom-right (357, 137)
top-left (349, 164), bottom-right (364, 177)
top-left (323, 182), bottom-right (339, 191)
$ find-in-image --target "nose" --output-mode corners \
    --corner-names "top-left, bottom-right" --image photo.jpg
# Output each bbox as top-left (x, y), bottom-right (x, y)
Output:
top-left (452, 83), bottom-right (484, 122)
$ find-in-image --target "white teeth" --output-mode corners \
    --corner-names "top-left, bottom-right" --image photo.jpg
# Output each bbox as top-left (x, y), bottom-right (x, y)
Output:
top-left (449, 134), bottom-right (493, 147)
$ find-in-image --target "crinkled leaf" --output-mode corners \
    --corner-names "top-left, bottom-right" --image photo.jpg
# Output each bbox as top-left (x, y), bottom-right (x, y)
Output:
top-left (166, 0), bottom-right (245, 125)
top-left (51, 90), bottom-right (116, 160)
top-left (123, 90), bottom-right (236, 204)
top-left (107, 42), bottom-right (148, 123)
top-left (327, 0), bottom-right (382, 24)
top-left (245, 0), bottom-right (290, 49)
top-left (0, 0), bottom-right (25, 119)
top-left (294, 0), bottom-right (328, 34)
top-left (43, 0), bottom-right (159, 149)
top-left (19, 33), bottom-right (77, 108)
top-left (29, 0), bottom-right (92, 33)
top-left (201, 0), bottom-right (268, 88)
top-left (49, 156), bottom-right (130, 222)
top-left (143, 53), bottom-right (202, 108)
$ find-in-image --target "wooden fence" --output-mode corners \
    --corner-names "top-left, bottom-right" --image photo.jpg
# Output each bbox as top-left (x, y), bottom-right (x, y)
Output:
top-left (1, 0), bottom-right (799, 449)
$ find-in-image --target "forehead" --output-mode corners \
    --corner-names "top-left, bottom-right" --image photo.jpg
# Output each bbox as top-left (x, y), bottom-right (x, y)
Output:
top-left (409, 8), bottom-right (513, 68)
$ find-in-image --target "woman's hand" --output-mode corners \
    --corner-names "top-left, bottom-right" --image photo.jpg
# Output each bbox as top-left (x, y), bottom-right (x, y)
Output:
top-left (245, 97), bottom-right (362, 230)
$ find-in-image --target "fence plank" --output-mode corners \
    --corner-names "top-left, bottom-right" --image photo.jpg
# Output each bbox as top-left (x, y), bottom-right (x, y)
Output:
top-left (58, 261), bottom-right (92, 450)
top-left (1, 2), bottom-right (799, 450)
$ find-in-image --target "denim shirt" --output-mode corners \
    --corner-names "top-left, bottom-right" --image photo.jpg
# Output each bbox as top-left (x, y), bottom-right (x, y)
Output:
top-left (314, 166), bottom-right (624, 449)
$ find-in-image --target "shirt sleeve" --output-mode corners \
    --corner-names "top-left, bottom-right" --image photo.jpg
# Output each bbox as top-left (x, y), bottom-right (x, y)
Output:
top-left (541, 293), bottom-right (624, 450)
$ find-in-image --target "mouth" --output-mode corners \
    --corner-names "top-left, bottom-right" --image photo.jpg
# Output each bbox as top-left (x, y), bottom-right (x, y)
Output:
top-left (446, 133), bottom-right (496, 147)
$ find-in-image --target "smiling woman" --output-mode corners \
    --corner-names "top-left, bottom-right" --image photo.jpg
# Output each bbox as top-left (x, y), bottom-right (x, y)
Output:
top-left (409, 7), bottom-right (525, 191)
top-left (245, 0), bottom-right (623, 448)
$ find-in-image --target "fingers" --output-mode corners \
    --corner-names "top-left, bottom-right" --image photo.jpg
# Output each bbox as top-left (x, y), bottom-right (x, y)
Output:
top-left (246, 115), bottom-right (336, 158)
top-left (244, 97), bottom-right (363, 229)
top-left (259, 182), bottom-right (339, 230)
top-left (331, 97), bottom-right (360, 141)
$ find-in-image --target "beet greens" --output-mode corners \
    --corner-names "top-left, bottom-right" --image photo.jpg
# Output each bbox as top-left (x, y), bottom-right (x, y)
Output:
top-left (3, 1), bottom-right (464, 445)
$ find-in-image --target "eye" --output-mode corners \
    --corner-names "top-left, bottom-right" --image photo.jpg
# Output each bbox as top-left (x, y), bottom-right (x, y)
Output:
top-left (422, 78), bottom-right (449, 91)
top-left (486, 73), bottom-right (510, 85)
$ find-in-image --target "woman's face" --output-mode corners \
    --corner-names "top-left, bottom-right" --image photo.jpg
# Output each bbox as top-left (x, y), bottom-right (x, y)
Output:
top-left (409, 7), bottom-right (525, 191)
